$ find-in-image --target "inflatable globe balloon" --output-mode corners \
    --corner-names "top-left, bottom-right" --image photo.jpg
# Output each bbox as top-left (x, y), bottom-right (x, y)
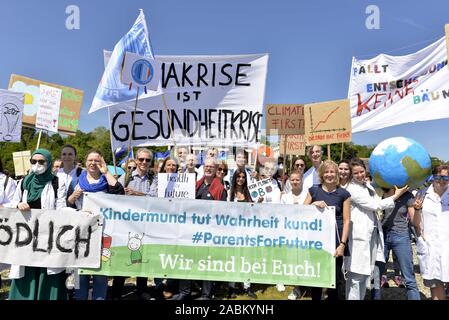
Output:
top-left (369, 137), bottom-right (431, 189)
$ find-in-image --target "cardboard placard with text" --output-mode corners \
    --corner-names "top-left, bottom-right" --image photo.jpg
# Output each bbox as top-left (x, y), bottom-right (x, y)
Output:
top-left (12, 150), bottom-right (31, 177)
top-left (280, 135), bottom-right (306, 155)
top-left (8, 74), bottom-right (83, 135)
top-left (304, 99), bottom-right (351, 145)
top-left (265, 104), bottom-right (304, 135)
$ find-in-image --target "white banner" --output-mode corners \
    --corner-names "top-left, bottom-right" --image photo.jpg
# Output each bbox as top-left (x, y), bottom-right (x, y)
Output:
top-left (0, 208), bottom-right (103, 268)
top-left (36, 84), bottom-right (61, 133)
top-left (81, 193), bottom-right (336, 287)
top-left (0, 89), bottom-right (24, 142)
top-left (157, 173), bottom-right (196, 199)
top-left (348, 37), bottom-right (449, 133)
top-left (109, 54), bottom-right (269, 148)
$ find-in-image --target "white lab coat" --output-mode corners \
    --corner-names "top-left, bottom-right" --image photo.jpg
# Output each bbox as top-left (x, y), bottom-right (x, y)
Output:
top-left (344, 180), bottom-right (392, 276)
top-left (416, 185), bottom-right (449, 283)
top-left (0, 173), bottom-right (17, 206)
top-left (7, 177), bottom-right (67, 279)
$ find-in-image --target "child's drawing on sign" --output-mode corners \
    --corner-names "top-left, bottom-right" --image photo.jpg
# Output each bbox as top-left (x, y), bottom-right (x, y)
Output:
top-left (101, 234), bottom-right (113, 266)
top-left (127, 232), bottom-right (148, 266)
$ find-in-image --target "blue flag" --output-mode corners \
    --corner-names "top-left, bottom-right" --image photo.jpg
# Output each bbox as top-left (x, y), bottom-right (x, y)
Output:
top-left (89, 10), bottom-right (157, 113)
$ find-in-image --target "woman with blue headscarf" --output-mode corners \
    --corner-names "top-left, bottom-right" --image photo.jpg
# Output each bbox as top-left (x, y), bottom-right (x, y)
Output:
top-left (67, 149), bottom-right (124, 300)
top-left (8, 148), bottom-right (67, 300)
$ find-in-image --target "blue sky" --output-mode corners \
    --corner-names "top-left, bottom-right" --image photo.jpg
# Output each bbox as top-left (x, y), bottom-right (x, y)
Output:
top-left (1, 0), bottom-right (449, 160)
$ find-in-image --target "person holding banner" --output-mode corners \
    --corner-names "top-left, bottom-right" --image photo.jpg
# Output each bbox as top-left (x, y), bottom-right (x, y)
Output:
top-left (171, 157), bottom-right (227, 300)
top-left (227, 168), bottom-right (257, 299)
top-left (345, 158), bottom-right (408, 300)
top-left (58, 144), bottom-right (83, 199)
top-left (413, 165), bottom-right (449, 300)
top-left (304, 160), bottom-right (351, 300)
top-left (112, 149), bottom-right (155, 300)
top-left (281, 170), bottom-right (305, 205)
top-left (0, 158), bottom-right (17, 207)
top-left (8, 149), bottom-right (68, 300)
top-left (67, 149), bottom-right (124, 300)
top-left (0, 158), bottom-right (17, 290)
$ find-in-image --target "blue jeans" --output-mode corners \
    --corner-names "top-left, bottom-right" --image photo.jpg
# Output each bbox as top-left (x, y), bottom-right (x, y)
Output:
top-left (75, 275), bottom-right (108, 300)
top-left (381, 230), bottom-right (420, 300)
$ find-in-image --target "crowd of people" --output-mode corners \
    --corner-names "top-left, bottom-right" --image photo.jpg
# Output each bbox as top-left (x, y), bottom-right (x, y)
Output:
top-left (0, 143), bottom-right (448, 300)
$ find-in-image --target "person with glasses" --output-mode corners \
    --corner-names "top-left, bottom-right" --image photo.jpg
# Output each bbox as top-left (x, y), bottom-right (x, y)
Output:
top-left (413, 165), bottom-right (449, 300)
top-left (8, 149), bottom-right (68, 300)
top-left (66, 149), bottom-right (124, 300)
top-left (112, 149), bottom-right (156, 300)
top-left (216, 160), bottom-right (230, 191)
top-left (345, 158), bottom-right (408, 300)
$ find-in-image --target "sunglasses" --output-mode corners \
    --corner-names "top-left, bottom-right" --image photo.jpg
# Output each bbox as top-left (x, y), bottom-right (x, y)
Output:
top-left (128, 166), bottom-right (136, 171)
top-left (30, 159), bottom-right (46, 165)
top-left (434, 175), bottom-right (449, 181)
top-left (138, 158), bottom-right (152, 163)
top-left (217, 168), bottom-right (227, 173)
top-left (295, 163), bottom-right (305, 167)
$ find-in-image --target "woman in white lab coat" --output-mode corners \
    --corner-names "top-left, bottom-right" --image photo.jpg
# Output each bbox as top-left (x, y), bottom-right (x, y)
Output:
top-left (413, 165), bottom-right (449, 300)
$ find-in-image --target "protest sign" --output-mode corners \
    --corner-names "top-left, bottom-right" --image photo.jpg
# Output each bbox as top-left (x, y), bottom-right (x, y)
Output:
top-left (35, 85), bottom-right (62, 133)
top-left (0, 208), bottom-right (103, 268)
top-left (0, 89), bottom-right (24, 142)
top-left (304, 99), bottom-right (351, 145)
top-left (265, 104), bottom-right (304, 135)
top-left (81, 192), bottom-right (336, 287)
top-left (247, 178), bottom-right (280, 202)
top-left (157, 173), bottom-right (196, 199)
top-left (109, 54), bottom-right (269, 149)
top-left (279, 135), bottom-right (306, 156)
top-left (12, 150), bottom-right (31, 176)
top-left (8, 74), bottom-right (83, 135)
top-left (348, 37), bottom-right (449, 133)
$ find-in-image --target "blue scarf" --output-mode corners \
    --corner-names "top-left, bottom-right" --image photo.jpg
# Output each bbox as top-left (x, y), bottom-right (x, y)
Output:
top-left (78, 170), bottom-right (108, 192)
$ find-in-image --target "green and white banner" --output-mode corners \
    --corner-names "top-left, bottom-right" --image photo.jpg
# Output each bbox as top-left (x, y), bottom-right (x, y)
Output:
top-left (81, 192), bottom-right (336, 288)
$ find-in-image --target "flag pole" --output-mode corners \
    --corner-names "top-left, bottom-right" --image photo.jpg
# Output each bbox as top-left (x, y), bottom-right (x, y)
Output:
top-left (108, 108), bottom-right (118, 177)
top-left (327, 144), bottom-right (331, 160)
top-left (124, 86), bottom-right (140, 186)
top-left (340, 142), bottom-right (345, 161)
top-left (281, 135), bottom-right (287, 191)
top-left (162, 93), bottom-right (177, 152)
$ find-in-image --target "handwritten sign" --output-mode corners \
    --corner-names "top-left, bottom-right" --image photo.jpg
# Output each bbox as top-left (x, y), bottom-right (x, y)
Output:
top-left (248, 178), bottom-right (278, 202)
top-left (280, 134), bottom-right (306, 155)
top-left (36, 85), bottom-right (61, 133)
top-left (8, 74), bottom-right (83, 135)
top-left (304, 99), bottom-right (352, 145)
top-left (266, 104), bottom-right (305, 135)
top-left (0, 89), bottom-right (24, 142)
top-left (157, 173), bottom-right (196, 199)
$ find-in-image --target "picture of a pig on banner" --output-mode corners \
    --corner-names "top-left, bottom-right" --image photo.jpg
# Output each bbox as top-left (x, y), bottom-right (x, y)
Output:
top-left (80, 192), bottom-right (336, 288)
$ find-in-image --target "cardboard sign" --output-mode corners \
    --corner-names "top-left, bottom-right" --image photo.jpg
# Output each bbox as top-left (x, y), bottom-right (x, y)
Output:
top-left (0, 89), bottom-right (24, 142)
top-left (265, 104), bottom-right (304, 135)
top-left (12, 150), bottom-right (31, 176)
top-left (304, 99), bottom-right (351, 145)
top-left (280, 135), bottom-right (306, 155)
top-left (157, 173), bottom-right (196, 199)
top-left (8, 74), bottom-right (83, 135)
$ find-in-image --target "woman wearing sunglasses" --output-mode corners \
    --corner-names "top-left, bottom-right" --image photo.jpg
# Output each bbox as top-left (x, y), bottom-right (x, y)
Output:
top-left (413, 165), bottom-right (449, 300)
top-left (8, 149), bottom-right (67, 300)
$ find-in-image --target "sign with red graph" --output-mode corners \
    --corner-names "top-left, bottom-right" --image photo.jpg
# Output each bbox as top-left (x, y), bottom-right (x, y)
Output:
top-left (304, 99), bottom-right (352, 145)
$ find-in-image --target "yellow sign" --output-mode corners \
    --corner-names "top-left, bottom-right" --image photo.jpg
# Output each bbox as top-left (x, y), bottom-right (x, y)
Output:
top-left (279, 135), bottom-right (305, 155)
top-left (304, 99), bottom-right (352, 145)
top-left (8, 74), bottom-right (83, 135)
top-left (13, 150), bottom-right (31, 177)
